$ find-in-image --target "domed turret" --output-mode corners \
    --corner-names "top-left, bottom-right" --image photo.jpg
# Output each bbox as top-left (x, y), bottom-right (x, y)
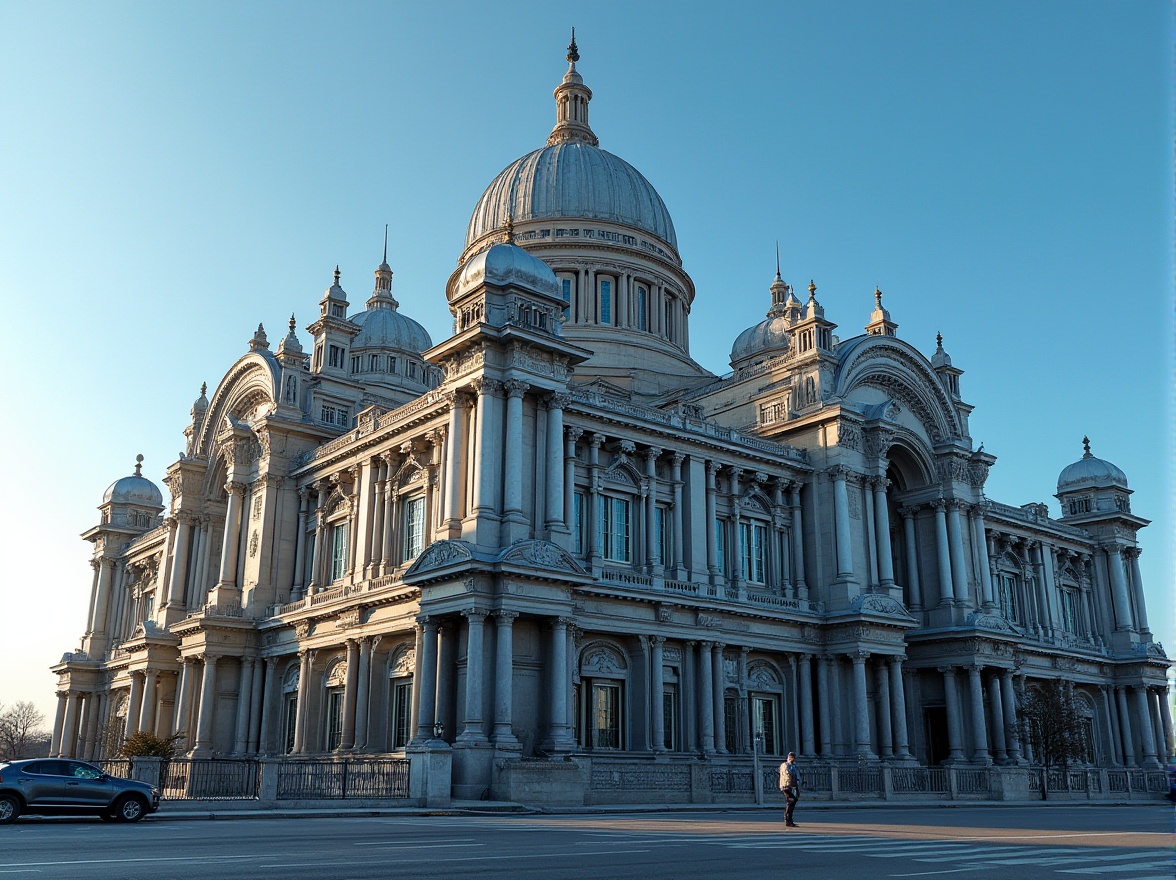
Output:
top-left (730, 262), bottom-right (795, 368)
top-left (451, 240), bottom-right (561, 302)
top-left (103, 455), bottom-right (164, 507)
top-left (1056, 436), bottom-right (1132, 519)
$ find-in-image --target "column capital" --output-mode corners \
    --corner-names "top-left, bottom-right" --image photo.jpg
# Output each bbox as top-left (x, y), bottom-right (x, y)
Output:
top-left (929, 498), bottom-right (947, 511)
top-left (493, 609), bottom-right (520, 623)
top-left (504, 379), bottom-right (529, 399)
top-left (565, 426), bottom-right (584, 443)
top-left (546, 391), bottom-right (571, 410)
top-left (649, 635), bottom-right (666, 647)
top-left (850, 650), bottom-right (870, 663)
top-left (590, 432), bottom-right (607, 449)
top-left (644, 446), bottom-right (663, 462)
top-left (670, 451), bottom-right (686, 467)
top-left (225, 480), bottom-right (247, 496)
top-left (461, 606), bottom-right (489, 621)
top-left (705, 459), bottom-right (722, 476)
top-left (937, 665), bottom-right (957, 675)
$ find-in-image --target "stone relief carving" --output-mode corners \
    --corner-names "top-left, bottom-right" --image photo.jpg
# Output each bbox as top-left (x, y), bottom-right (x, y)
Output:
top-left (409, 540), bottom-right (475, 572)
top-left (497, 540), bottom-right (584, 574)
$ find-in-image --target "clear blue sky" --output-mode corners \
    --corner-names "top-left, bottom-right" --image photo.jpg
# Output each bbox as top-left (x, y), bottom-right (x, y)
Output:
top-left (1, 2), bottom-right (1171, 723)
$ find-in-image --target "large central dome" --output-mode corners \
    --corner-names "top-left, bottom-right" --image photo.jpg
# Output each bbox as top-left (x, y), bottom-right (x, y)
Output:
top-left (465, 143), bottom-right (677, 251)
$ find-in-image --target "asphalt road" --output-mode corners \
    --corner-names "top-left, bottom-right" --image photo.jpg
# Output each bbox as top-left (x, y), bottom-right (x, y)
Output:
top-left (1, 805), bottom-right (1172, 880)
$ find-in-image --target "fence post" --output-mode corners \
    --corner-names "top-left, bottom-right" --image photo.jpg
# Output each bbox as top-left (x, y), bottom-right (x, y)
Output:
top-left (947, 766), bottom-right (959, 800)
top-left (130, 757), bottom-right (162, 789)
top-left (258, 758), bottom-right (278, 805)
top-left (881, 765), bottom-right (893, 800)
top-left (341, 759), bottom-right (350, 799)
top-left (830, 764), bottom-right (840, 800)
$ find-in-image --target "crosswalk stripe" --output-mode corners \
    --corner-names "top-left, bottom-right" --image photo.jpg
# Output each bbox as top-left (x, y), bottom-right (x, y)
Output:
top-left (1057, 863), bottom-right (1176, 875)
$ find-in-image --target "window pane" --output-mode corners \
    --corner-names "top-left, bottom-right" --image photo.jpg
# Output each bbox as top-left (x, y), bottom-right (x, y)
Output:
top-left (403, 497), bottom-right (426, 561)
top-left (600, 279), bottom-right (612, 324)
top-left (390, 680), bottom-right (413, 749)
top-left (662, 687), bottom-right (678, 751)
top-left (592, 683), bottom-right (621, 749)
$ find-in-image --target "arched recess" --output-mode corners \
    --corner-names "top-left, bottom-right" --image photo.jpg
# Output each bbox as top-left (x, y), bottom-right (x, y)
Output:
top-left (746, 659), bottom-right (787, 756)
top-left (386, 642), bottom-right (416, 751)
top-left (833, 337), bottom-right (963, 443)
top-left (882, 440), bottom-right (937, 608)
top-left (193, 354), bottom-right (281, 460)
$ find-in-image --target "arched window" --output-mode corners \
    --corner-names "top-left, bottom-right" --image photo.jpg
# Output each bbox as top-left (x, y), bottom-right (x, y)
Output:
top-left (747, 661), bottom-right (785, 756)
top-left (636, 285), bottom-right (648, 330)
top-left (577, 642), bottom-right (629, 750)
top-left (281, 663), bottom-right (300, 754)
top-left (388, 644), bottom-right (415, 750)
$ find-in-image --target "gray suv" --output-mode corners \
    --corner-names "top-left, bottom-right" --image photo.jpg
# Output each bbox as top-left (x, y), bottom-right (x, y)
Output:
top-left (0, 759), bottom-right (160, 823)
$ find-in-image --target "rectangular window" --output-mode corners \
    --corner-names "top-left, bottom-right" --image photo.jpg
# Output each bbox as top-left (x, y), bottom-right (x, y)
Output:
top-left (328, 345), bottom-right (344, 368)
top-left (723, 695), bottom-right (739, 752)
top-left (715, 519), bottom-right (727, 575)
top-left (752, 695), bottom-right (780, 756)
top-left (369, 354), bottom-right (380, 372)
top-left (591, 682), bottom-right (622, 749)
top-left (390, 680), bottom-right (413, 749)
top-left (313, 343), bottom-right (323, 371)
top-left (662, 686), bottom-right (678, 751)
top-left (573, 491), bottom-right (585, 555)
top-left (740, 522), bottom-right (767, 584)
top-left (999, 574), bottom-right (1020, 622)
top-left (283, 694), bottom-right (298, 754)
top-left (599, 496), bottom-right (631, 562)
top-left (637, 286), bottom-right (648, 331)
top-left (388, 357), bottom-right (397, 373)
top-left (409, 361), bottom-right (418, 379)
top-left (599, 279), bottom-right (612, 324)
top-left (325, 689), bottom-right (344, 750)
top-left (1061, 590), bottom-right (1076, 633)
top-left (561, 277), bottom-right (572, 319)
top-left (402, 496), bottom-right (426, 561)
top-left (350, 355), bottom-right (360, 373)
top-left (330, 523), bottom-right (349, 581)
top-left (665, 299), bottom-right (674, 341)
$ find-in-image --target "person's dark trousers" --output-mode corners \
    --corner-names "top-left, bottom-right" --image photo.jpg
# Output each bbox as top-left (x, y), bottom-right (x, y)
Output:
top-left (784, 788), bottom-right (798, 825)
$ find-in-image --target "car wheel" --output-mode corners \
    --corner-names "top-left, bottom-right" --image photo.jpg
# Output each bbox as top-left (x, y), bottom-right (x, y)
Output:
top-left (0, 794), bottom-right (20, 825)
top-left (113, 795), bottom-right (147, 823)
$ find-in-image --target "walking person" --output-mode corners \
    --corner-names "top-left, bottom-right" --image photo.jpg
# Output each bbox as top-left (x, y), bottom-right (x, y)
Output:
top-left (778, 751), bottom-right (801, 827)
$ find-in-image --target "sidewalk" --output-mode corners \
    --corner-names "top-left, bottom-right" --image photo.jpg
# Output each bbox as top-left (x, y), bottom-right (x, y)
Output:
top-left (151, 797), bottom-right (1165, 822)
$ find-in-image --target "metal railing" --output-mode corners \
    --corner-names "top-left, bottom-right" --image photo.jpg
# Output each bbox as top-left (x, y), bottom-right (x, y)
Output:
top-left (160, 759), bottom-right (260, 800)
top-left (275, 758), bottom-right (410, 800)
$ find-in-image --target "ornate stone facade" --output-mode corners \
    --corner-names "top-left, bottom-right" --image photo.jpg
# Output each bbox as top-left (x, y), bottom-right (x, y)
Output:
top-left (50, 40), bottom-right (1171, 801)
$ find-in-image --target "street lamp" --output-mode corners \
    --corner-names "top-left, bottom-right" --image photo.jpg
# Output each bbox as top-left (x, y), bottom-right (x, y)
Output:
top-left (752, 730), bottom-right (765, 806)
top-left (432, 721), bottom-right (444, 741)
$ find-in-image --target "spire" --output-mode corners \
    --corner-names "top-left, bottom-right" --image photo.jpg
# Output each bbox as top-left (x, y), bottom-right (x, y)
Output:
top-left (1082, 435), bottom-right (1092, 458)
top-left (548, 29), bottom-right (599, 147)
top-left (865, 286), bottom-right (898, 337)
top-left (767, 244), bottom-right (790, 317)
top-left (368, 231), bottom-right (399, 310)
top-left (775, 241), bottom-right (782, 281)
top-left (249, 322), bottom-right (270, 351)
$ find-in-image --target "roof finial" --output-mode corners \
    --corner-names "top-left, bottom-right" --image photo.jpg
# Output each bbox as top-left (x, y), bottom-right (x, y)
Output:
top-left (567, 27), bottom-right (579, 65)
top-left (808, 279), bottom-right (817, 301)
top-left (775, 241), bottom-right (781, 281)
top-left (383, 224), bottom-right (388, 264)
top-left (333, 265), bottom-right (341, 285)
top-left (936, 331), bottom-right (943, 348)
top-left (503, 209), bottom-right (515, 244)
top-left (1082, 435), bottom-right (1092, 458)
top-left (200, 381), bottom-right (207, 396)
top-left (288, 314), bottom-right (296, 334)
top-left (134, 453), bottom-right (144, 476)
top-left (875, 287), bottom-right (883, 307)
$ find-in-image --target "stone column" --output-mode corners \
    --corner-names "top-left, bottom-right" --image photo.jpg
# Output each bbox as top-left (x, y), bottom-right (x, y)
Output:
top-left (1159, 687), bottom-right (1174, 760)
top-left (459, 608), bottom-right (489, 744)
top-left (899, 507), bottom-right (922, 609)
top-left (293, 650), bottom-right (311, 754)
top-left (931, 500), bottom-right (954, 604)
top-left (58, 693), bottom-right (80, 758)
top-left (1134, 686), bottom-right (1159, 768)
top-left (966, 665), bottom-right (990, 763)
top-left (307, 482), bottom-right (327, 594)
top-left (874, 659), bottom-right (893, 758)
top-left (369, 467), bottom-right (386, 575)
top-left (798, 654), bottom-right (815, 756)
top-left (502, 380), bottom-right (527, 519)
top-left (545, 394), bottom-right (566, 531)
top-left (563, 428), bottom-right (582, 537)
top-left (711, 644), bottom-right (727, 754)
top-left (941, 666), bottom-right (964, 762)
top-left (873, 479), bottom-right (895, 587)
top-left (492, 611), bottom-right (519, 747)
top-left (698, 642), bottom-right (715, 753)
top-left (705, 461), bottom-right (719, 577)
top-left (339, 640), bottom-right (359, 750)
top-left (50, 692), bottom-right (68, 756)
top-left (1148, 688), bottom-right (1166, 762)
top-left (669, 453), bottom-right (685, 576)
top-left (472, 379), bottom-right (503, 515)
top-left (817, 656), bottom-right (832, 757)
top-left (1125, 549), bottom-right (1150, 634)
top-left (166, 515), bottom-right (193, 607)
top-left (547, 618), bottom-right (574, 751)
top-left (986, 673), bottom-right (1007, 762)
top-left (233, 658), bottom-right (255, 754)
top-left (1105, 547), bottom-right (1134, 631)
top-left (651, 636), bottom-right (666, 751)
top-left (414, 618), bottom-right (439, 743)
top-left (946, 501), bottom-right (971, 607)
top-left (790, 482), bottom-right (808, 598)
top-left (1000, 671), bottom-right (1021, 763)
top-left (257, 657), bottom-right (278, 755)
top-left (972, 506), bottom-right (994, 608)
top-left (173, 659), bottom-right (195, 750)
top-left (832, 467), bottom-right (854, 579)
top-left (193, 655), bottom-right (219, 756)
top-left (139, 670), bottom-right (160, 738)
top-left (291, 488), bottom-right (310, 597)
top-left (642, 448), bottom-right (661, 571)
top-left (215, 481), bottom-right (246, 591)
top-left (125, 672), bottom-right (144, 738)
top-left (889, 656), bottom-right (911, 759)
top-left (850, 652), bottom-right (874, 758)
top-left (353, 638), bottom-right (372, 751)
top-left (1115, 686), bottom-right (1135, 766)
top-left (587, 434), bottom-right (604, 563)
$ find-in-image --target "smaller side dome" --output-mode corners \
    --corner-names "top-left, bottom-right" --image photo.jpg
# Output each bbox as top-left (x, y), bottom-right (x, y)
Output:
top-left (1057, 436), bottom-right (1129, 494)
top-left (730, 317), bottom-right (792, 367)
top-left (102, 455), bottom-right (164, 507)
top-left (351, 308), bottom-right (432, 352)
top-left (452, 242), bottom-right (560, 302)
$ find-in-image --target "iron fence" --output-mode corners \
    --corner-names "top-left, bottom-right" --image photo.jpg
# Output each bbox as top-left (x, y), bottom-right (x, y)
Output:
top-left (276, 758), bottom-right (410, 800)
top-left (954, 767), bottom-right (992, 795)
top-left (891, 765), bottom-right (948, 794)
top-left (160, 759), bottom-right (260, 800)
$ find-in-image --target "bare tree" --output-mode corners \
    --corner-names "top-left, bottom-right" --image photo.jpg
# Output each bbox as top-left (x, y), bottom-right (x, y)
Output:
top-left (0, 701), bottom-right (49, 760)
top-left (1019, 679), bottom-right (1087, 797)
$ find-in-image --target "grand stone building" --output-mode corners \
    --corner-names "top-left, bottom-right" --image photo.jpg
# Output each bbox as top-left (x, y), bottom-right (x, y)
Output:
top-left (51, 39), bottom-right (1171, 802)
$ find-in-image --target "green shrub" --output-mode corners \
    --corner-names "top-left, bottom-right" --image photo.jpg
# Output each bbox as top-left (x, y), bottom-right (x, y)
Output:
top-left (119, 731), bottom-right (183, 758)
